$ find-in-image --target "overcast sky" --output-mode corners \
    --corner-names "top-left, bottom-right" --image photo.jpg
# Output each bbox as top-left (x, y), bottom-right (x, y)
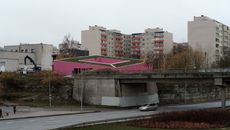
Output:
top-left (0, 0), bottom-right (229, 47)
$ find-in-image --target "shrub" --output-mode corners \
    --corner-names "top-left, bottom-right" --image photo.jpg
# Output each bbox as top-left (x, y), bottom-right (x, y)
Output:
top-left (0, 72), bottom-right (25, 91)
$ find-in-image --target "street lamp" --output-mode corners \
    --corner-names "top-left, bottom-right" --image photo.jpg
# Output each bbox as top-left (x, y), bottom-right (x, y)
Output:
top-left (48, 72), bottom-right (52, 108)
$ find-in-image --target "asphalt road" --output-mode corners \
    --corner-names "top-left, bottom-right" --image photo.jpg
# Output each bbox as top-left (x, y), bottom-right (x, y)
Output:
top-left (0, 100), bottom-right (229, 130)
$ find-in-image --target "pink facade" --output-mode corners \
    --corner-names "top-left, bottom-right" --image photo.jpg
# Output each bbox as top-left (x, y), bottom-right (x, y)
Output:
top-left (53, 58), bottom-right (152, 75)
top-left (53, 60), bottom-right (111, 75)
top-left (117, 63), bottom-right (151, 73)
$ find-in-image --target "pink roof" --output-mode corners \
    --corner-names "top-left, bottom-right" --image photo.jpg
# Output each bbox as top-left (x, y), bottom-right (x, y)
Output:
top-left (82, 57), bottom-right (128, 64)
top-left (53, 57), bottom-right (153, 75)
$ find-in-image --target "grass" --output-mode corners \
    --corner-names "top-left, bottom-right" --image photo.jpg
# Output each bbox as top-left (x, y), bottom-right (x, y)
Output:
top-left (18, 99), bottom-right (80, 107)
top-left (62, 123), bottom-right (230, 130)
top-left (62, 123), bottom-right (155, 130)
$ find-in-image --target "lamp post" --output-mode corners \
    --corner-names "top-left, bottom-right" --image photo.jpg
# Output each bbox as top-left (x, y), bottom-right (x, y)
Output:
top-left (48, 72), bottom-right (52, 108)
top-left (80, 73), bottom-right (85, 111)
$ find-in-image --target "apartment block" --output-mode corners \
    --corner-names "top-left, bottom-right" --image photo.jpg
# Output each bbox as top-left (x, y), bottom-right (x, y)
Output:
top-left (82, 25), bottom-right (173, 59)
top-left (188, 15), bottom-right (230, 66)
top-left (135, 28), bottom-right (173, 59)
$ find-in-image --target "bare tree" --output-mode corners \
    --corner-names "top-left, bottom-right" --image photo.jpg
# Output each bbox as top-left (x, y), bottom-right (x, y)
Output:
top-left (165, 48), bottom-right (205, 70)
top-left (216, 50), bottom-right (230, 68)
top-left (143, 51), bottom-right (164, 70)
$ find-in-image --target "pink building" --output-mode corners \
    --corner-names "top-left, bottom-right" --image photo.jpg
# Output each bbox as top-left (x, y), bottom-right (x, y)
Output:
top-left (53, 56), bottom-right (152, 75)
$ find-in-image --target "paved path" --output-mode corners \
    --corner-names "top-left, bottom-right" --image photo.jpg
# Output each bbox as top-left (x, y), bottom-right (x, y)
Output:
top-left (0, 100), bottom-right (230, 130)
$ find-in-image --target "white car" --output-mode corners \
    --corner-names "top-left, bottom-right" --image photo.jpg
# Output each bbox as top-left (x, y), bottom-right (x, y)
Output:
top-left (139, 103), bottom-right (158, 111)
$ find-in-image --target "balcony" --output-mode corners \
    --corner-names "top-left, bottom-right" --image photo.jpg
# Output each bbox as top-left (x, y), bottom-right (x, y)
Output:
top-left (101, 38), bottom-right (107, 42)
top-left (115, 45), bottom-right (123, 48)
top-left (115, 36), bottom-right (123, 41)
top-left (131, 46), bottom-right (140, 49)
top-left (154, 44), bottom-right (164, 47)
top-left (154, 48), bottom-right (164, 51)
top-left (116, 54), bottom-right (124, 57)
top-left (101, 48), bottom-right (107, 51)
top-left (132, 41), bottom-right (141, 44)
top-left (101, 51), bottom-right (107, 55)
top-left (132, 36), bottom-right (142, 39)
top-left (115, 49), bottom-right (124, 52)
top-left (154, 36), bottom-right (164, 38)
top-left (101, 33), bottom-right (107, 37)
top-left (101, 44), bottom-right (107, 48)
top-left (131, 54), bottom-right (141, 57)
top-left (115, 42), bottom-right (123, 45)
top-left (154, 40), bottom-right (164, 43)
top-left (132, 50), bottom-right (141, 52)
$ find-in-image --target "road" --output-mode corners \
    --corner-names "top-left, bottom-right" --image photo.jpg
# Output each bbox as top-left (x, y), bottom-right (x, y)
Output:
top-left (0, 100), bottom-right (230, 130)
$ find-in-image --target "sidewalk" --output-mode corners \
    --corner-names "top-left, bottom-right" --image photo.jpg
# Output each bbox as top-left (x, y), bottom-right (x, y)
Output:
top-left (0, 105), bottom-right (100, 121)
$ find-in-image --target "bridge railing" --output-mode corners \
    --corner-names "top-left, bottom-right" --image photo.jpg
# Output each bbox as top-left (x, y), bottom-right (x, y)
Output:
top-left (73, 68), bottom-right (230, 76)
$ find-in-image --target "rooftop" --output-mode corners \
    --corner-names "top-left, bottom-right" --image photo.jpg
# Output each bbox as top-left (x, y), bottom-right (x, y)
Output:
top-left (62, 55), bottom-right (141, 67)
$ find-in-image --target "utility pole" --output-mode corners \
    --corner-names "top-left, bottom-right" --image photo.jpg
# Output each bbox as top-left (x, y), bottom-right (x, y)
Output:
top-left (49, 72), bottom-right (52, 108)
top-left (80, 74), bottom-right (84, 111)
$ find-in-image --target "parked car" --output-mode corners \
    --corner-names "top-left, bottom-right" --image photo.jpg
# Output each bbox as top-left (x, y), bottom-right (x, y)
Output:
top-left (139, 103), bottom-right (158, 111)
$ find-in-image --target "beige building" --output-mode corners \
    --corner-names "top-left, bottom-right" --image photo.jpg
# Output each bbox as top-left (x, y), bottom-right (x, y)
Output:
top-left (82, 25), bottom-right (173, 59)
top-left (188, 15), bottom-right (230, 66)
top-left (4, 43), bottom-right (53, 70)
top-left (0, 50), bottom-right (35, 72)
top-left (135, 28), bottom-right (173, 59)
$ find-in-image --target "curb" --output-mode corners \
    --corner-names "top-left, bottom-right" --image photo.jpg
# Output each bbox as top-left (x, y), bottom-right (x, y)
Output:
top-left (0, 111), bottom-right (101, 121)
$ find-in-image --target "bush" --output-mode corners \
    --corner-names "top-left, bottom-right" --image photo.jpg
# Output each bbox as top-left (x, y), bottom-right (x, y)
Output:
top-left (32, 71), bottom-right (71, 87)
top-left (0, 72), bottom-right (25, 91)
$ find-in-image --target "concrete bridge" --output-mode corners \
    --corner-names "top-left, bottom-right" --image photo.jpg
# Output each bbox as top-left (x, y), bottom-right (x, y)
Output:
top-left (73, 72), bottom-right (230, 107)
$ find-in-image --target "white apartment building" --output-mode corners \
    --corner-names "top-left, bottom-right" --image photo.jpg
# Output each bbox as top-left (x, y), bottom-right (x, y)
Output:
top-left (136, 28), bottom-right (173, 58)
top-left (188, 15), bottom-right (230, 66)
top-left (82, 25), bottom-right (173, 59)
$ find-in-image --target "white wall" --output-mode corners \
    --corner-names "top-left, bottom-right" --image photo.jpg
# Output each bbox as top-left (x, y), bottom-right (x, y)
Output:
top-left (0, 58), bottom-right (18, 72)
top-left (81, 30), bottom-right (101, 56)
top-left (188, 19), bottom-right (216, 65)
top-left (4, 44), bottom-right (53, 70)
top-left (164, 32), bottom-right (173, 54)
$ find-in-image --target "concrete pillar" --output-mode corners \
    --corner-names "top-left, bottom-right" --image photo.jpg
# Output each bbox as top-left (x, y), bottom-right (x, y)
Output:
top-left (214, 78), bottom-right (226, 108)
top-left (220, 86), bottom-right (226, 108)
top-left (184, 81), bottom-right (188, 104)
top-left (115, 79), bottom-right (121, 97)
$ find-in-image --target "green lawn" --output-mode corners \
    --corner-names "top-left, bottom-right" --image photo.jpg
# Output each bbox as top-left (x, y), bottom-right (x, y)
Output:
top-left (62, 123), bottom-right (230, 130)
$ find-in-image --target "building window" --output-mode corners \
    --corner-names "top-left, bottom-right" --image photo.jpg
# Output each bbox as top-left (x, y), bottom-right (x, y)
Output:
top-left (31, 49), bottom-right (35, 53)
top-left (25, 49), bottom-right (28, 53)
top-left (216, 44), bottom-right (219, 48)
top-left (21, 49), bottom-right (24, 52)
top-left (15, 50), bottom-right (18, 52)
